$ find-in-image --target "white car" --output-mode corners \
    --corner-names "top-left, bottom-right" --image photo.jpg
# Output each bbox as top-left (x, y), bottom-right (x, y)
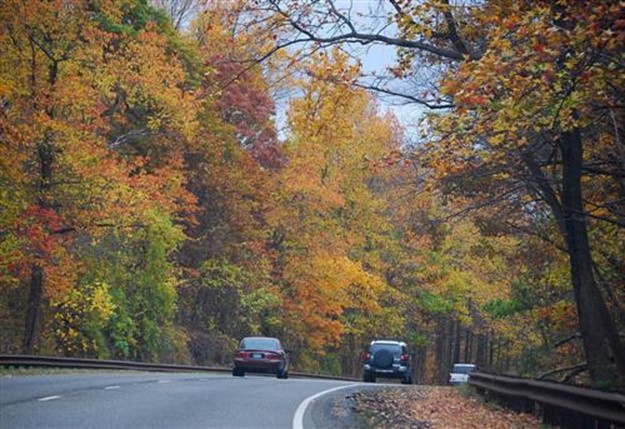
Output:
top-left (449, 363), bottom-right (477, 385)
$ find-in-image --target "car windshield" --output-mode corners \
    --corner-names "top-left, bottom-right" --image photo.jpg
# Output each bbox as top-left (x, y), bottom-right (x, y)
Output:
top-left (452, 365), bottom-right (475, 374)
top-left (370, 343), bottom-right (402, 355)
top-left (241, 338), bottom-right (279, 351)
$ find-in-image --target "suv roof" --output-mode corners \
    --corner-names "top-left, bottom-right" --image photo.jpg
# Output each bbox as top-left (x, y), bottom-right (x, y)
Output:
top-left (369, 340), bottom-right (407, 347)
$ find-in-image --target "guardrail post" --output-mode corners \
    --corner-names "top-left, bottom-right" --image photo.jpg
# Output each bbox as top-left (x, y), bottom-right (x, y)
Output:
top-left (541, 403), bottom-right (558, 427)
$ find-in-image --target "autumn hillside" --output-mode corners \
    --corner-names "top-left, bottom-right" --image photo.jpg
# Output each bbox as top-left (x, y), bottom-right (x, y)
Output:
top-left (1, 0), bottom-right (624, 388)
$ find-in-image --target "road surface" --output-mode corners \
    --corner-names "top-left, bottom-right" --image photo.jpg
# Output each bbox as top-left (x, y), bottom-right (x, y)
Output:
top-left (0, 372), bottom-right (361, 429)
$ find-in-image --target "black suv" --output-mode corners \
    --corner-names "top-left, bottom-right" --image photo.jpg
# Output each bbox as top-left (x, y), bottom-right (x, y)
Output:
top-left (363, 340), bottom-right (412, 384)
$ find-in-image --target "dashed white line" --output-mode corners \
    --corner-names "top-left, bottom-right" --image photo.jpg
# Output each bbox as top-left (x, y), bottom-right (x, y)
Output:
top-left (104, 385), bottom-right (120, 390)
top-left (38, 395), bottom-right (61, 402)
top-left (157, 380), bottom-right (171, 384)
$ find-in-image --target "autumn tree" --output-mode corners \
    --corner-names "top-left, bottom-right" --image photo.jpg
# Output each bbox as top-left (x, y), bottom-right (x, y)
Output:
top-left (263, 50), bottom-right (406, 371)
top-left (173, 2), bottom-right (287, 364)
top-left (0, 0), bottom-right (196, 359)
top-left (251, 0), bottom-right (625, 386)
top-left (428, 0), bottom-right (625, 386)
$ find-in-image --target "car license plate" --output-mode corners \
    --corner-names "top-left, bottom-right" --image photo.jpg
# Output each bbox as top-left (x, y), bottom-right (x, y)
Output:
top-left (251, 353), bottom-right (263, 358)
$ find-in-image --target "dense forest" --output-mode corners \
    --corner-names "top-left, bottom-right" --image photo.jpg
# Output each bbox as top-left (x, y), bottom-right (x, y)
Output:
top-left (1, 0), bottom-right (623, 388)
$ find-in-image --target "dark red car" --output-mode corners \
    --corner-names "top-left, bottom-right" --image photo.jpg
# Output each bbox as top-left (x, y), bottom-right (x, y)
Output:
top-left (232, 336), bottom-right (290, 379)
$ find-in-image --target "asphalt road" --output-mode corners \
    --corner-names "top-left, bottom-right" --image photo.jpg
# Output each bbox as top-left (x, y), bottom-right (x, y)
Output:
top-left (0, 372), bottom-right (359, 429)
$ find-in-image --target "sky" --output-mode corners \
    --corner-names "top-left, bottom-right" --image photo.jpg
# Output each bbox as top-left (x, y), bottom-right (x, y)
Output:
top-left (273, 0), bottom-right (429, 141)
top-left (334, 1), bottom-right (428, 132)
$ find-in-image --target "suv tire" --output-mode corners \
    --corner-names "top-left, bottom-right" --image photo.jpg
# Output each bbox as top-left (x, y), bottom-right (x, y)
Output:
top-left (373, 349), bottom-right (394, 368)
top-left (363, 371), bottom-right (375, 383)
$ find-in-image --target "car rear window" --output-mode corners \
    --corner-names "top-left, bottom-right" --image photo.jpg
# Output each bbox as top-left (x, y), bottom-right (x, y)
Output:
top-left (241, 338), bottom-right (279, 351)
top-left (452, 364), bottom-right (476, 374)
top-left (370, 343), bottom-right (402, 355)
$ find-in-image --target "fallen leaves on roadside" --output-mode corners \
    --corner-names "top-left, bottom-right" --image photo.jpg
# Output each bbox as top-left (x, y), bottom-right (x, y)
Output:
top-left (349, 387), bottom-right (431, 428)
top-left (349, 386), bottom-right (543, 429)
top-left (410, 387), bottom-right (542, 429)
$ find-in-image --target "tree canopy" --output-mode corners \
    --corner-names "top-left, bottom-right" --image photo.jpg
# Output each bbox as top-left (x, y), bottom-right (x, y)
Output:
top-left (1, 0), bottom-right (623, 388)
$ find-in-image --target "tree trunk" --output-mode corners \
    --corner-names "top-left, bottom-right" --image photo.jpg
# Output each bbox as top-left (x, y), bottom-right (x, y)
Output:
top-left (435, 317), bottom-right (453, 384)
top-left (464, 329), bottom-right (472, 363)
top-left (415, 345), bottom-right (427, 384)
top-left (476, 332), bottom-right (487, 368)
top-left (559, 128), bottom-right (625, 385)
top-left (434, 320), bottom-right (445, 383)
top-left (488, 331), bottom-right (494, 367)
top-left (495, 337), bottom-right (503, 371)
top-left (21, 47), bottom-right (59, 354)
top-left (341, 334), bottom-right (358, 377)
top-left (22, 135), bottom-right (54, 354)
top-left (452, 319), bottom-right (461, 364)
top-left (22, 264), bottom-right (44, 354)
top-left (504, 340), bottom-right (511, 372)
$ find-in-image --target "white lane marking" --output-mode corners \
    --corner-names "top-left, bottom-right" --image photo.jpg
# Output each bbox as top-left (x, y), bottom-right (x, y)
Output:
top-left (38, 395), bottom-right (61, 402)
top-left (104, 385), bottom-right (120, 390)
top-left (292, 384), bottom-right (360, 429)
top-left (157, 380), bottom-right (171, 384)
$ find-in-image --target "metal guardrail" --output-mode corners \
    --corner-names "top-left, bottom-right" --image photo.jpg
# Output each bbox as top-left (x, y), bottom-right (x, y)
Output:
top-left (0, 354), bottom-right (230, 373)
top-left (469, 372), bottom-right (625, 428)
top-left (0, 355), bottom-right (358, 381)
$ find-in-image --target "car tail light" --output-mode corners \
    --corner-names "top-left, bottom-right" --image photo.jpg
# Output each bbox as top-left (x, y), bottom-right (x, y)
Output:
top-left (363, 352), bottom-right (371, 361)
top-left (400, 353), bottom-right (409, 362)
top-left (265, 352), bottom-right (281, 359)
top-left (236, 351), bottom-right (248, 358)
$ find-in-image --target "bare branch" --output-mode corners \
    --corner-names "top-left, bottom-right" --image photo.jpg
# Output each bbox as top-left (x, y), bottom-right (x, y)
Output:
top-left (327, 0), bottom-right (356, 34)
top-left (267, 0), bottom-right (464, 61)
top-left (560, 363), bottom-right (588, 383)
top-left (582, 165), bottom-right (625, 178)
top-left (503, 220), bottom-right (569, 254)
top-left (436, 184), bottom-right (527, 224)
top-left (585, 210), bottom-right (625, 228)
top-left (351, 81), bottom-right (454, 109)
top-left (554, 332), bottom-right (582, 348)
top-left (53, 222), bottom-right (148, 235)
top-left (151, 0), bottom-right (199, 30)
top-left (108, 128), bottom-right (151, 148)
top-left (537, 361), bottom-right (587, 380)
top-left (214, 37), bottom-right (310, 92)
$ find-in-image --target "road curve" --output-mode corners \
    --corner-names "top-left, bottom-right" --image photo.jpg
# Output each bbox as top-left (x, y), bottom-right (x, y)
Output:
top-left (0, 372), bottom-right (357, 429)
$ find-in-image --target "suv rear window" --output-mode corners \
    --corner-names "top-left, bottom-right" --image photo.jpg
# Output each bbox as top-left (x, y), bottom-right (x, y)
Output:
top-left (370, 343), bottom-right (402, 355)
